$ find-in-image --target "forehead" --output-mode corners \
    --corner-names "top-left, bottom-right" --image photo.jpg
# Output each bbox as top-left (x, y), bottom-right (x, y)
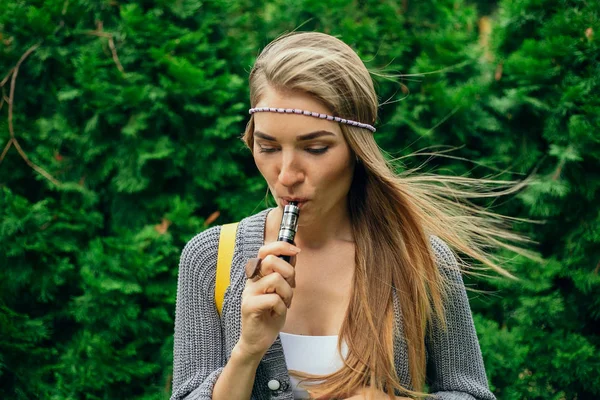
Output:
top-left (253, 87), bottom-right (342, 137)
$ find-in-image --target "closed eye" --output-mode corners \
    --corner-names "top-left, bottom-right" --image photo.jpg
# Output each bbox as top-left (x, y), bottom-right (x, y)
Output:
top-left (257, 144), bottom-right (278, 153)
top-left (306, 147), bottom-right (329, 155)
top-left (257, 145), bottom-right (329, 155)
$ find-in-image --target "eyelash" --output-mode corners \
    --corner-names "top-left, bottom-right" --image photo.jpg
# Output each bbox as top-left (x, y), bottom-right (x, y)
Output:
top-left (258, 146), bottom-right (329, 155)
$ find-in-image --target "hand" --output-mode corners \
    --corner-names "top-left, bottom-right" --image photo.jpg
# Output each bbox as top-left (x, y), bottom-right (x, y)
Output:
top-left (235, 241), bottom-right (300, 360)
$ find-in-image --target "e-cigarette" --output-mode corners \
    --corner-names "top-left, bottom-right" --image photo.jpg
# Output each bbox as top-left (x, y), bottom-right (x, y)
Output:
top-left (278, 202), bottom-right (300, 262)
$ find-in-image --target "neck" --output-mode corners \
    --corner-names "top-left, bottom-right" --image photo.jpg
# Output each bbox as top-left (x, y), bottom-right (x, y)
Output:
top-left (268, 203), bottom-right (354, 250)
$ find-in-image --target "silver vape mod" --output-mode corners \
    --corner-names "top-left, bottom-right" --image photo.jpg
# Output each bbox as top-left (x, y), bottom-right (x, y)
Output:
top-left (278, 202), bottom-right (300, 262)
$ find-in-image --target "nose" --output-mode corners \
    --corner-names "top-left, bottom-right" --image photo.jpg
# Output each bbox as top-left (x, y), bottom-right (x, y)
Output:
top-left (277, 151), bottom-right (305, 188)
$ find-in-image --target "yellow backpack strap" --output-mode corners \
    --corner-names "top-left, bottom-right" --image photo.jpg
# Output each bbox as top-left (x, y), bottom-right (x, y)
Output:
top-left (215, 222), bottom-right (239, 316)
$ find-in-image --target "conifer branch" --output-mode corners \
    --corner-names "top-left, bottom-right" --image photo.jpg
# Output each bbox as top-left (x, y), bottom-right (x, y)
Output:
top-left (84, 31), bottom-right (112, 38)
top-left (84, 22), bottom-right (126, 75)
top-left (12, 137), bottom-right (60, 185)
top-left (0, 42), bottom-right (61, 185)
top-left (108, 37), bottom-right (126, 74)
top-left (0, 139), bottom-right (12, 162)
top-left (7, 43), bottom-right (41, 139)
top-left (551, 159), bottom-right (565, 181)
top-left (1, 68), bottom-right (14, 87)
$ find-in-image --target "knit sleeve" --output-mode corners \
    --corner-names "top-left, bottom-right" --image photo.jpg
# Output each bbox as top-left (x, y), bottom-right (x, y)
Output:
top-left (425, 236), bottom-right (496, 400)
top-left (171, 226), bottom-right (226, 400)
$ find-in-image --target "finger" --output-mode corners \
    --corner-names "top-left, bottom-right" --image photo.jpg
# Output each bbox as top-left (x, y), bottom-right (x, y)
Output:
top-left (245, 293), bottom-right (288, 317)
top-left (248, 272), bottom-right (293, 308)
top-left (259, 254), bottom-right (296, 288)
top-left (257, 241), bottom-right (301, 261)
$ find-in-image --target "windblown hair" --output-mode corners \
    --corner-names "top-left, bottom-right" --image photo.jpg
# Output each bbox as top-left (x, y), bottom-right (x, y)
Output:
top-left (242, 31), bottom-right (535, 399)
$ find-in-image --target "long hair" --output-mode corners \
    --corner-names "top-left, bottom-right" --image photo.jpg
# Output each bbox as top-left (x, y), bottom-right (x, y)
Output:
top-left (242, 31), bottom-right (536, 399)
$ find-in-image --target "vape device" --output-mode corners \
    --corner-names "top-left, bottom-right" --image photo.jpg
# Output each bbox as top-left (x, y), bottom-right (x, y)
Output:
top-left (278, 202), bottom-right (300, 263)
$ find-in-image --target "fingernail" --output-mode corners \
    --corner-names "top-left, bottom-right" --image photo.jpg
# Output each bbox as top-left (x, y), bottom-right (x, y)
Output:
top-left (290, 245), bottom-right (301, 253)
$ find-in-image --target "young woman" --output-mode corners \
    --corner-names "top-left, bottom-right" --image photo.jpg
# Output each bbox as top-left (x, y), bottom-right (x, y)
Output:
top-left (171, 31), bottom-right (531, 400)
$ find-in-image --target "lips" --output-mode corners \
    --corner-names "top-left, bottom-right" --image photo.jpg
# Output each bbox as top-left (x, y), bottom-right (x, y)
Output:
top-left (280, 198), bottom-right (308, 209)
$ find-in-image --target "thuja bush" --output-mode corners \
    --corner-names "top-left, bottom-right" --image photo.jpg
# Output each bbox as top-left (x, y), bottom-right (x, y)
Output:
top-left (1, 0), bottom-right (597, 398)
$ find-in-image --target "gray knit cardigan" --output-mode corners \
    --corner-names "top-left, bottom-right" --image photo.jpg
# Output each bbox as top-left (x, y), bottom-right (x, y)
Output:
top-left (171, 208), bottom-right (496, 400)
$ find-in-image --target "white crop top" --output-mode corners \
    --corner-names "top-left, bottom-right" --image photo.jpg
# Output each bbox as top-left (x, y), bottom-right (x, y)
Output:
top-left (279, 332), bottom-right (348, 399)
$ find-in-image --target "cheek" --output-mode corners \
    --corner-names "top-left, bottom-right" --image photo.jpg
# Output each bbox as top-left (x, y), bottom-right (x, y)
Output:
top-left (254, 155), bottom-right (274, 183)
top-left (320, 154), bottom-right (353, 187)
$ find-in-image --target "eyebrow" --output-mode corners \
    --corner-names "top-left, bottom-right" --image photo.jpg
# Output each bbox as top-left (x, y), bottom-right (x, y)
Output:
top-left (254, 130), bottom-right (336, 142)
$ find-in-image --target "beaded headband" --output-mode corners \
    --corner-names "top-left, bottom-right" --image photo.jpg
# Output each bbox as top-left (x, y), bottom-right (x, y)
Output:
top-left (248, 107), bottom-right (376, 133)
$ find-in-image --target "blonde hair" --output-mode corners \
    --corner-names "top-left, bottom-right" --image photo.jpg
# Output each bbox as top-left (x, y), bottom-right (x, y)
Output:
top-left (243, 31), bottom-right (536, 399)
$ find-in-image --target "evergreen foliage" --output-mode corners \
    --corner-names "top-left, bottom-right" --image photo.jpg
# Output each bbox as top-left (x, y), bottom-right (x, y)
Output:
top-left (0, 0), bottom-right (597, 398)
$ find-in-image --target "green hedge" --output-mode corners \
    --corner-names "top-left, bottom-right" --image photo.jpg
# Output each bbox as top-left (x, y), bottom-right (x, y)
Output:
top-left (1, 0), bottom-right (598, 398)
